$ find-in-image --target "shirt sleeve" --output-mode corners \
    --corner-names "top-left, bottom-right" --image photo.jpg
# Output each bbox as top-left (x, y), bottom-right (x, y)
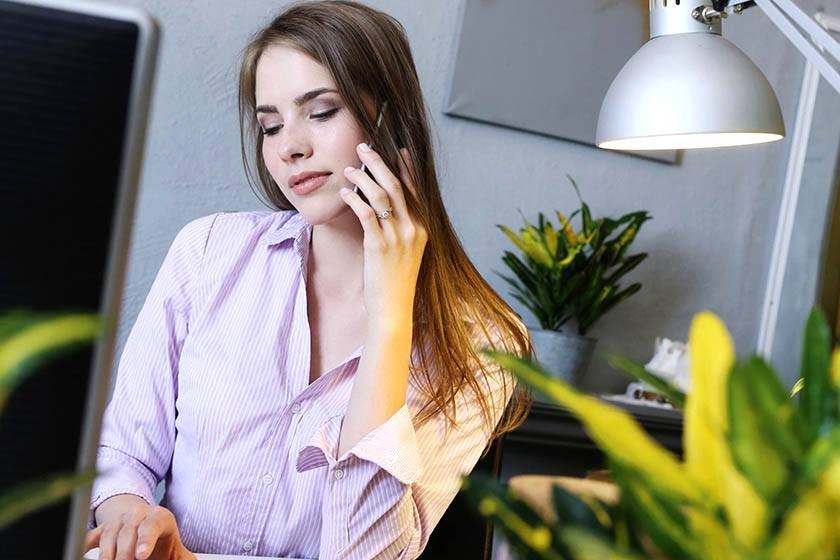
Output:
top-left (87, 213), bottom-right (219, 530)
top-left (295, 342), bottom-right (517, 559)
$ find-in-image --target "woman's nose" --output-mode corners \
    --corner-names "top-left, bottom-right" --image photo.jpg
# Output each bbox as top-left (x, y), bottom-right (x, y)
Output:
top-left (278, 127), bottom-right (312, 163)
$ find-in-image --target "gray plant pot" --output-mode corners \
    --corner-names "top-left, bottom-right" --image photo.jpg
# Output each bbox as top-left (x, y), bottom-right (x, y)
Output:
top-left (528, 328), bottom-right (597, 400)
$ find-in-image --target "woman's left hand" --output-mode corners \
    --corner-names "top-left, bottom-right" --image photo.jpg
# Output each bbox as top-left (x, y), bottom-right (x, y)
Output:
top-left (340, 143), bottom-right (428, 331)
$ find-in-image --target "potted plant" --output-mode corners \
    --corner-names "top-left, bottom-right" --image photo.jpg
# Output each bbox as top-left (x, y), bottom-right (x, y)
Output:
top-left (463, 306), bottom-right (840, 559)
top-left (0, 310), bottom-right (101, 530)
top-left (495, 174), bottom-right (651, 389)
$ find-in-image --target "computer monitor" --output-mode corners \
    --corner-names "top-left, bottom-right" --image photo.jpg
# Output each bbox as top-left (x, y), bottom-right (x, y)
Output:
top-left (0, 0), bottom-right (159, 558)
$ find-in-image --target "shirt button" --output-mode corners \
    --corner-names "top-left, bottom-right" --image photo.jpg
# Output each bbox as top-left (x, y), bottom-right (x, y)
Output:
top-left (334, 468), bottom-right (344, 480)
top-left (242, 540), bottom-right (253, 552)
top-left (262, 473), bottom-right (274, 486)
top-left (291, 403), bottom-right (301, 414)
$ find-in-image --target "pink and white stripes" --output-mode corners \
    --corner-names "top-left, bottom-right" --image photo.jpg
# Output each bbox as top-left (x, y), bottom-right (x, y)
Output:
top-left (89, 210), bottom-right (514, 559)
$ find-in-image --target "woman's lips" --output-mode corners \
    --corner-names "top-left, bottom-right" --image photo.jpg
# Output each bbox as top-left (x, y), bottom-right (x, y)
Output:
top-left (291, 173), bottom-right (332, 195)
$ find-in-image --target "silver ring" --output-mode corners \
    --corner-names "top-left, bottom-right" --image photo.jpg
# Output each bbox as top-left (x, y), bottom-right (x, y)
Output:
top-left (376, 208), bottom-right (393, 220)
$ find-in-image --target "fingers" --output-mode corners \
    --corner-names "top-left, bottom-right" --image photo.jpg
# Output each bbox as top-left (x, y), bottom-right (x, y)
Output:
top-left (135, 507), bottom-right (172, 559)
top-left (97, 519), bottom-right (119, 560)
top-left (115, 514), bottom-right (142, 560)
top-left (339, 186), bottom-right (386, 248)
top-left (84, 525), bottom-right (104, 552)
top-left (92, 503), bottom-right (166, 560)
top-left (351, 143), bottom-right (409, 218)
top-left (98, 507), bottom-right (141, 560)
top-left (343, 164), bottom-right (394, 217)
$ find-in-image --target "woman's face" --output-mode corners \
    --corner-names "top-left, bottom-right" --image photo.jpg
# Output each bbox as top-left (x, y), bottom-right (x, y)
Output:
top-left (255, 44), bottom-right (372, 223)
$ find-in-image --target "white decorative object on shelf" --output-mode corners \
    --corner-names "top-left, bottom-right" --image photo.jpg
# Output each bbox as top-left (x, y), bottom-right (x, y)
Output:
top-left (601, 337), bottom-right (691, 409)
top-left (643, 336), bottom-right (691, 394)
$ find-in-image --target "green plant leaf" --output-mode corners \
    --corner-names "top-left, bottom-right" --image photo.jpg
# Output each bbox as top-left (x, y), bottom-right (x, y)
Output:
top-left (565, 173), bottom-right (583, 204)
top-left (551, 484), bottom-right (610, 536)
top-left (462, 473), bottom-right (567, 560)
top-left (602, 253), bottom-right (648, 286)
top-left (607, 353), bottom-right (686, 409)
top-left (560, 526), bottom-right (648, 560)
top-left (0, 312), bottom-right (101, 407)
top-left (556, 211), bottom-right (579, 247)
top-left (609, 460), bottom-right (699, 558)
top-left (800, 426), bottom-right (840, 485)
top-left (768, 467), bottom-right (839, 560)
top-left (727, 357), bottom-right (798, 499)
top-left (0, 468), bottom-right (98, 530)
top-left (798, 307), bottom-right (832, 445)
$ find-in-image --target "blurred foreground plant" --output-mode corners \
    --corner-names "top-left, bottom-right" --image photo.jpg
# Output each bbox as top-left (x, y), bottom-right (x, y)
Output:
top-left (464, 306), bottom-right (840, 559)
top-left (0, 310), bottom-right (101, 529)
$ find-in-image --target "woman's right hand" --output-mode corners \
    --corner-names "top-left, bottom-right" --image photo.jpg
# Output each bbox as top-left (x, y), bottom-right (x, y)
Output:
top-left (84, 499), bottom-right (197, 560)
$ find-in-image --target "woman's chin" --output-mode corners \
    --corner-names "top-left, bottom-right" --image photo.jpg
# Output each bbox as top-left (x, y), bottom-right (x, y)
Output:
top-left (294, 198), bottom-right (354, 226)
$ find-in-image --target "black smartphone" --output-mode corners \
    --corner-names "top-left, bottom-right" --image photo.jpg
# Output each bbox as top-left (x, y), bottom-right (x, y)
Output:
top-left (353, 101), bottom-right (387, 206)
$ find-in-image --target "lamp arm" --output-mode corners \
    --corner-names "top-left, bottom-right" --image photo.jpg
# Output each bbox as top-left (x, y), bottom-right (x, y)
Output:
top-left (723, 0), bottom-right (840, 93)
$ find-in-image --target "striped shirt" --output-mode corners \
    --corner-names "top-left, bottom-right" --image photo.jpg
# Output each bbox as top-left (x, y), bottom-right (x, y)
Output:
top-left (88, 210), bottom-right (515, 559)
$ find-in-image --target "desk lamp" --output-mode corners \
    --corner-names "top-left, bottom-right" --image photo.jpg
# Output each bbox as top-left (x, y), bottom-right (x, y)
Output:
top-left (596, 0), bottom-right (840, 151)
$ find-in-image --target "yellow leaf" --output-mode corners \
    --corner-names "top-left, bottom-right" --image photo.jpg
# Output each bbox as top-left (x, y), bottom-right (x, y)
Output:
top-left (686, 509), bottom-right (739, 560)
top-left (555, 211), bottom-right (578, 246)
top-left (521, 227), bottom-right (554, 268)
top-left (823, 458), bottom-right (840, 501)
top-left (769, 481), bottom-right (835, 560)
top-left (723, 463), bottom-right (768, 550)
top-left (579, 229), bottom-right (597, 245)
top-left (0, 314), bottom-right (101, 383)
top-left (487, 351), bottom-right (705, 503)
top-left (684, 311), bottom-right (767, 549)
top-left (685, 312), bottom-right (734, 500)
top-left (831, 348), bottom-right (840, 388)
top-left (499, 224), bottom-right (529, 255)
top-left (543, 224), bottom-right (558, 257)
top-left (558, 245), bottom-right (582, 267)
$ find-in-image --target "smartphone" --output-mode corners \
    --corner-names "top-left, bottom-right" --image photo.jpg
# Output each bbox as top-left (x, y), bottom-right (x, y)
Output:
top-left (352, 101), bottom-right (387, 206)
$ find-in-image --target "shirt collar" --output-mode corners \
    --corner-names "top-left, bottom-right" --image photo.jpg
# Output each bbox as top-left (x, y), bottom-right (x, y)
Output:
top-left (262, 211), bottom-right (312, 249)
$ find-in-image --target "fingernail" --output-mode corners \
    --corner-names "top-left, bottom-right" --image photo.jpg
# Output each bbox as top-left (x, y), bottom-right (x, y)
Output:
top-left (136, 544), bottom-right (148, 557)
top-left (358, 142), bottom-right (371, 152)
top-left (339, 187), bottom-right (350, 196)
top-left (344, 166), bottom-right (354, 173)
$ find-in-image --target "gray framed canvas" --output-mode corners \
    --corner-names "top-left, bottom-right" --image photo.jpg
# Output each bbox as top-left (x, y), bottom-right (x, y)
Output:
top-left (444, 0), bottom-right (678, 164)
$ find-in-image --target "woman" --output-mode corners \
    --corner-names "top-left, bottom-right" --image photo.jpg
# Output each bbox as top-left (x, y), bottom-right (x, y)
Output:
top-left (84, 1), bottom-right (532, 559)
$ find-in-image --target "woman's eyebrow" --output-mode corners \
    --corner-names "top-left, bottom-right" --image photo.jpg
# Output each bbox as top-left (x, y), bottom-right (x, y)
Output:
top-left (255, 87), bottom-right (338, 114)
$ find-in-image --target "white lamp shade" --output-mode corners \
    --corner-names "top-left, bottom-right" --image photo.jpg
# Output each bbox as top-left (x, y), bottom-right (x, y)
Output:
top-left (596, 32), bottom-right (785, 150)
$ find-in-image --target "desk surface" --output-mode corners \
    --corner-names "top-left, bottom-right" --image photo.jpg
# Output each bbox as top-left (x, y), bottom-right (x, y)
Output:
top-left (84, 548), bottom-right (304, 560)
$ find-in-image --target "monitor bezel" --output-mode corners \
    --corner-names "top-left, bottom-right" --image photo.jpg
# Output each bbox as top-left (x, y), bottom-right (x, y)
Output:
top-left (2, 1), bottom-right (161, 558)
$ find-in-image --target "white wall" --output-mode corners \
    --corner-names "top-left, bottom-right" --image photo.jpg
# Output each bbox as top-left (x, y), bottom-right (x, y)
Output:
top-left (109, 0), bottom-right (831, 393)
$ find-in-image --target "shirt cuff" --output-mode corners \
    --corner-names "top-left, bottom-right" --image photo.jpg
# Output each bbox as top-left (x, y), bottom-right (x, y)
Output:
top-left (87, 448), bottom-right (157, 530)
top-left (295, 403), bottom-right (423, 485)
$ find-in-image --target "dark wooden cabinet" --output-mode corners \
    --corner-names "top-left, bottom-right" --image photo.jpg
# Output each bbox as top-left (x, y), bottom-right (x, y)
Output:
top-left (501, 399), bottom-right (683, 480)
top-left (422, 398), bottom-right (683, 560)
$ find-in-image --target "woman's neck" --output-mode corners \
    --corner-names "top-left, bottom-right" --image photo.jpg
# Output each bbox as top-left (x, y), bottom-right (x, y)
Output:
top-left (308, 208), bottom-right (365, 301)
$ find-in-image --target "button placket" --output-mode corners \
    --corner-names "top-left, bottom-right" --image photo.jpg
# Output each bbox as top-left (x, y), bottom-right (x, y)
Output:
top-left (239, 414), bottom-right (289, 548)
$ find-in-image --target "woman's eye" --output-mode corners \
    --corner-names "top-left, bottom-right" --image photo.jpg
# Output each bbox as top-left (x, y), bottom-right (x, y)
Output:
top-left (312, 107), bottom-right (339, 120)
top-left (260, 108), bottom-right (340, 137)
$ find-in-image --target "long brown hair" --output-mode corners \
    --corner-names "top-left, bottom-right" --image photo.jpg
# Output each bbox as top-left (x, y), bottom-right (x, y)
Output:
top-left (237, 0), bottom-right (533, 454)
